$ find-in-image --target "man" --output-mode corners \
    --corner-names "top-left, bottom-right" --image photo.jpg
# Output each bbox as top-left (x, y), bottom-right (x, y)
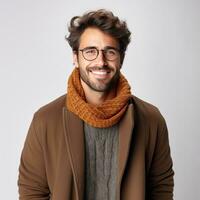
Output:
top-left (18, 9), bottom-right (174, 200)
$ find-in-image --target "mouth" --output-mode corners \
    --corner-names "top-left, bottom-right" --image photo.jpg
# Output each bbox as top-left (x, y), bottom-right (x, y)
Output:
top-left (89, 68), bottom-right (111, 79)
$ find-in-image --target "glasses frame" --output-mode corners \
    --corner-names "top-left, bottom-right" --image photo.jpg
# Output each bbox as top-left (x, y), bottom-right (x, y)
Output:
top-left (78, 46), bottom-right (121, 61)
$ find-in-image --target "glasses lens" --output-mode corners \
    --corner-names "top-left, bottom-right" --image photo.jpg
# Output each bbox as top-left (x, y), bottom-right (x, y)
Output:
top-left (105, 49), bottom-right (118, 61)
top-left (83, 48), bottom-right (98, 61)
top-left (80, 47), bottom-right (120, 61)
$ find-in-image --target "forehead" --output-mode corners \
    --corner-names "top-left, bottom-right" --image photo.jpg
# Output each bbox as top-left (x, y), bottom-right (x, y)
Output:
top-left (79, 27), bottom-right (119, 49)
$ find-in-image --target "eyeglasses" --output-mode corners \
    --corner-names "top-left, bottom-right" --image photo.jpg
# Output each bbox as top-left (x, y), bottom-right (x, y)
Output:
top-left (79, 46), bottom-right (120, 61)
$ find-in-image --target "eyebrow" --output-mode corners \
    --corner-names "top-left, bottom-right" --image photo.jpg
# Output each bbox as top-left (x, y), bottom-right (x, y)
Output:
top-left (81, 46), bottom-right (97, 50)
top-left (104, 46), bottom-right (119, 51)
top-left (81, 46), bottom-right (119, 50)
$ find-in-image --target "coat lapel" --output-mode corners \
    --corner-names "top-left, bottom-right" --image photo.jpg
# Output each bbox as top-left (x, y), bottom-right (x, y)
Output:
top-left (117, 103), bottom-right (135, 199)
top-left (62, 107), bottom-right (85, 200)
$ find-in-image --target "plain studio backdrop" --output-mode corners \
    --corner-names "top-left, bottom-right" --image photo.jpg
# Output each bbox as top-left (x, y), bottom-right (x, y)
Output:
top-left (0, 0), bottom-right (199, 199)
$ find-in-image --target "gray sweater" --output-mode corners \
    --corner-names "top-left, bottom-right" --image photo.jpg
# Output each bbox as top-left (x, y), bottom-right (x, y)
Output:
top-left (84, 123), bottom-right (119, 200)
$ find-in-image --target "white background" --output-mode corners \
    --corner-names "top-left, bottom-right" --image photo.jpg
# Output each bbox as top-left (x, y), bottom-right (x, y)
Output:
top-left (0, 0), bottom-right (199, 199)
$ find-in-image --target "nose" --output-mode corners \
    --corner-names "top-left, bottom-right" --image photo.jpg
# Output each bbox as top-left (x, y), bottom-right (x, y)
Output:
top-left (94, 50), bottom-right (108, 66)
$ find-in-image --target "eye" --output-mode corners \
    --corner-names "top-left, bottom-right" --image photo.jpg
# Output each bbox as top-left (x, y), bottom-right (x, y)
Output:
top-left (84, 48), bottom-right (97, 55)
top-left (106, 49), bottom-right (117, 56)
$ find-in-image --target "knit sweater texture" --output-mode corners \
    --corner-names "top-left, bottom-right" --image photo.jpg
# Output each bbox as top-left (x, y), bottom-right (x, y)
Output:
top-left (84, 123), bottom-right (119, 200)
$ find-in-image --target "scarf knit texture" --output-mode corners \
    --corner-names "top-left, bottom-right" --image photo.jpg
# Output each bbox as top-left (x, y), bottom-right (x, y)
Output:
top-left (66, 67), bottom-right (132, 128)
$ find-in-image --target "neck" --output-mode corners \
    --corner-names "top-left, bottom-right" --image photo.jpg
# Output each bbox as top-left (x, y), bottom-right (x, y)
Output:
top-left (81, 80), bottom-right (116, 105)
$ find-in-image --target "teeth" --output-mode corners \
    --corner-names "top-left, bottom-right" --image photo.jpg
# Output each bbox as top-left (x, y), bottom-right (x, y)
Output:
top-left (91, 70), bottom-right (108, 75)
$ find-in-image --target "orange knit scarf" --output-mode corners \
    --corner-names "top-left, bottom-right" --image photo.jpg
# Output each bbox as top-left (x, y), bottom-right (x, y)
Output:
top-left (66, 68), bottom-right (132, 128)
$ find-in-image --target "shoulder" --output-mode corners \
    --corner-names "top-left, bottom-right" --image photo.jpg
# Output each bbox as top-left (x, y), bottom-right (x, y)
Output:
top-left (33, 93), bottom-right (66, 124)
top-left (132, 95), bottom-right (170, 158)
top-left (132, 95), bottom-right (166, 126)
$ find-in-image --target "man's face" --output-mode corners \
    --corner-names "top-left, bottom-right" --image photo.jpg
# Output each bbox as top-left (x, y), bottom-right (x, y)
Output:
top-left (73, 27), bottom-right (122, 92)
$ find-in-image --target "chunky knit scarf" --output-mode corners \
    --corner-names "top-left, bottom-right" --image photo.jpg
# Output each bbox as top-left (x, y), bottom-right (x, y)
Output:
top-left (66, 67), bottom-right (132, 128)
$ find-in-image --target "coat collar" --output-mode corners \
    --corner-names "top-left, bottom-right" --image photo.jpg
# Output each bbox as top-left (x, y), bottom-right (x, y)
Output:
top-left (62, 103), bottom-right (134, 200)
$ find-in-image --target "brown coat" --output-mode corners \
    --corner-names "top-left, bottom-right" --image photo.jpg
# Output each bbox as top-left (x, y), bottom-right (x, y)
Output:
top-left (18, 94), bottom-right (174, 200)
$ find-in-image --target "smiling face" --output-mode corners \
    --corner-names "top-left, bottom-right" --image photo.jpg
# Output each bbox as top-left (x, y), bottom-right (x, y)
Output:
top-left (73, 27), bottom-right (122, 93)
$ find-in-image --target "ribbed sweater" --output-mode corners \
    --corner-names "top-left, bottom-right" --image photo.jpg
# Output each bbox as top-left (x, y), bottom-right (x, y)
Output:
top-left (84, 123), bottom-right (119, 200)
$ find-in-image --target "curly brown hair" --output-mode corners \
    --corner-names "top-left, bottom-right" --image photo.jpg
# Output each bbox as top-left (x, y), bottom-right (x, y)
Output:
top-left (65, 9), bottom-right (131, 64)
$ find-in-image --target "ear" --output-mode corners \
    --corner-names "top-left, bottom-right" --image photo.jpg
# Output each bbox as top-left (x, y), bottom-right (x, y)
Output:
top-left (73, 51), bottom-right (79, 68)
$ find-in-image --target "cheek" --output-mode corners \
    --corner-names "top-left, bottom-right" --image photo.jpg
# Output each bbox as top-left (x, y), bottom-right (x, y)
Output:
top-left (112, 60), bottom-right (121, 69)
top-left (78, 58), bottom-right (92, 70)
top-left (76, 55), bottom-right (85, 67)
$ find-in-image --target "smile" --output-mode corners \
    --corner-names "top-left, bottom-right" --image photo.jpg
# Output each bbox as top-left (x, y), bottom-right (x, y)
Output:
top-left (89, 69), bottom-right (111, 79)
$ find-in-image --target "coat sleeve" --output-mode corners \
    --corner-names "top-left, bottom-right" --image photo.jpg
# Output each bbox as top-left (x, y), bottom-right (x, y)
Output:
top-left (148, 112), bottom-right (174, 200)
top-left (18, 113), bottom-right (50, 200)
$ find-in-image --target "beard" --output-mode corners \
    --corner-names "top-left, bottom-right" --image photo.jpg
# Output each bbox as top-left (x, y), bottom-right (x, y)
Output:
top-left (79, 65), bottom-right (120, 92)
